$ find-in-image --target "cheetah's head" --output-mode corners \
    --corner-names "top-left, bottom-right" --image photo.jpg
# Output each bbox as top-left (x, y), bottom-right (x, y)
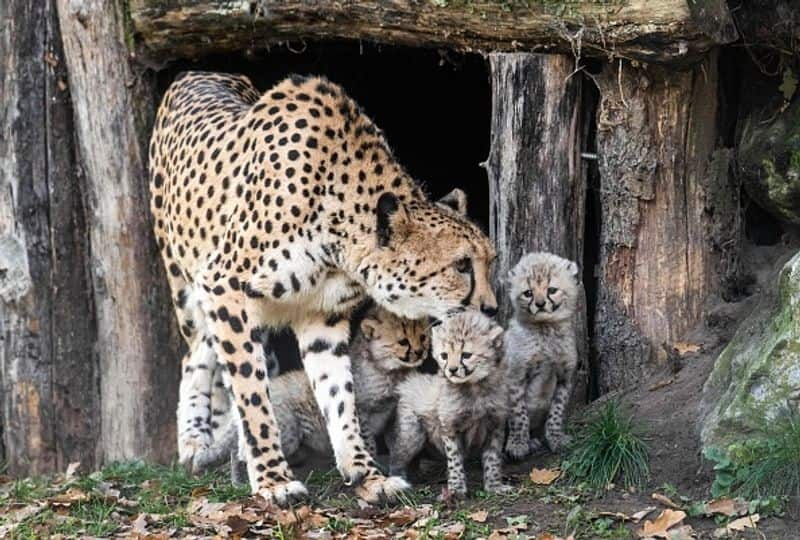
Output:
top-left (431, 310), bottom-right (503, 385)
top-left (508, 252), bottom-right (580, 324)
top-left (359, 189), bottom-right (497, 321)
top-left (360, 307), bottom-right (429, 372)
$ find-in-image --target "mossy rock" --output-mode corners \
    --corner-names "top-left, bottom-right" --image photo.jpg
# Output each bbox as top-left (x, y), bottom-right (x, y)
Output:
top-left (700, 250), bottom-right (800, 450)
top-left (737, 97), bottom-right (800, 225)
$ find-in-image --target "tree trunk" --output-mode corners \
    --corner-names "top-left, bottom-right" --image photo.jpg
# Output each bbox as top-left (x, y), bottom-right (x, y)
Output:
top-left (0, 0), bottom-right (98, 475)
top-left (486, 52), bottom-right (588, 403)
top-left (592, 53), bottom-right (739, 393)
top-left (56, 0), bottom-right (180, 464)
top-left (130, 0), bottom-right (737, 65)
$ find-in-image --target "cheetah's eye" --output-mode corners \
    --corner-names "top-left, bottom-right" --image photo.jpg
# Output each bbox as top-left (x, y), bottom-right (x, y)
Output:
top-left (440, 352), bottom-right (448, 360)
top-left (547, 287), bottom-right (558, 295)
top-left (398, 338), bottom-right (410, 347)
top-left (461, 352), bottom-right (472, 360)
top-left (454, 257), bottom-right (472, 273)
top-left (522, 290), bottom-right (533, 298)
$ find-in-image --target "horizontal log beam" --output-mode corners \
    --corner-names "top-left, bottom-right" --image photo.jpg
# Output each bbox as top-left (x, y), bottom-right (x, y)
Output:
top-left (130, 0), bottom-right (737, 65)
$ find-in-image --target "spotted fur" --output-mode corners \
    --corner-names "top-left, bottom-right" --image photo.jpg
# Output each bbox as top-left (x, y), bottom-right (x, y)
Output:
top-left (389, 311), bottom-right (510, 498)
top-left (149, 72), bottom-right (496, 505)
top-left (503, 252), bottom-right (580, 459)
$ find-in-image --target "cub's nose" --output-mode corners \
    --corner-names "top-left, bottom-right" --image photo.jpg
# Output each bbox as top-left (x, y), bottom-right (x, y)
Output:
top-left (535, 301), bottom-right (546, 309)
top-left (448, 367), bottom-right (459, 375)
top-left (480, 304), bottom-right (497, 317)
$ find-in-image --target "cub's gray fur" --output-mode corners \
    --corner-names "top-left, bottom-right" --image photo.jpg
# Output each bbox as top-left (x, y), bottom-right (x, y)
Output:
top-left (389, 311), bottom-right (511, 498)
top-left (194, 307), bottom-right (429, 481)
top-left (503, 252), bottom-right (580, 459)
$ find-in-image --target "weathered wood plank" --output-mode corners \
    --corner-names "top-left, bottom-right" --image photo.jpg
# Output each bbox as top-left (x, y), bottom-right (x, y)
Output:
top-left (130, 0), bottom-right (737, 65)
top-left (592, 53), bottom-right (738, 393)
top-left (56, 0), bottom-right (181, 464)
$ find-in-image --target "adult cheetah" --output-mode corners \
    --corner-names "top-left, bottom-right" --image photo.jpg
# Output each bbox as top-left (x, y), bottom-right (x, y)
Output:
top-left (149, 72), bottom-right (497, 505)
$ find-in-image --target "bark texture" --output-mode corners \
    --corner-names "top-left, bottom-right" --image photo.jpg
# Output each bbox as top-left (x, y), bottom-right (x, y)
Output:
top-left (130, 0), bottom-right (736, 65)
top-left (0, 0), bottom-right (98, 475)
top-left (593, 53), bottom-right (739, 393)
top-left (56, 0), bottom-right (180, 464)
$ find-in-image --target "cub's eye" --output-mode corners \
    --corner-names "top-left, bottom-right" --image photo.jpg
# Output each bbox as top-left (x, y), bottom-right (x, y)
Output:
top-left (398, 338), bottom-right (410, 347)
top-left (522, 290), bottom-right (533, 298)
top-left (440, 352), bottom-right (448, 360)
top-left (547, 287), bottom-right (558, 295)
top-left (461, 352), bottom-right (472, 360)
top-left (454, 257), bottom-right (472, 273)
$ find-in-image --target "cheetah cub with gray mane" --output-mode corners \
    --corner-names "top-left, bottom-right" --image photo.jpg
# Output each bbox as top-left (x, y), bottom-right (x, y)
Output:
top-left (389, 311), bottom-right (511, 498)
top-left (194, 306), bottom-right (429, 478)
top-left (504, 252), bottom-right (580, 460)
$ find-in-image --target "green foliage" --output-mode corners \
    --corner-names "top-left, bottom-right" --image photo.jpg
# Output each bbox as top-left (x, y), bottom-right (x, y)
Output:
top-left (562, 401), bottom-right (650, 490)
top-left (704, 415), bottom-right (800, 500)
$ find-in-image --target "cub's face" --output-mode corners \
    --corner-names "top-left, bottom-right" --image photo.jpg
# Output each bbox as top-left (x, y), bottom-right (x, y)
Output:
top-left (508, 252), bottom-right (580, 323)
top-left (361, 190), bottom-right (497, 321)
top-left (361, 309), bottom-right (430, 372)
top-left (431, 311), bottom-right (503, 385)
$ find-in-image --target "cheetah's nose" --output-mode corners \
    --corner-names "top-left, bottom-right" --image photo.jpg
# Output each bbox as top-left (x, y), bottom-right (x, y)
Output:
top-left (535, 301), bottom-right (546, 309)
top-left (480, 304), bottom-right (497, 317)
top-left (448, 367), bottom-right (459, 375)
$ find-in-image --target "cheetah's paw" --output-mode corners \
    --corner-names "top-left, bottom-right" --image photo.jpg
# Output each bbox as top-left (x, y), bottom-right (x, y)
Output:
top-left (178, 433), bottom-right (212, 470)
top-left (505, 438), bottom-right (531, 461)
top-left (546, 433), bottom-right (573, 453)
top-left (354, 475), bottom-right (410, 505)
top-left (256, 480), bottom-right (308, 507)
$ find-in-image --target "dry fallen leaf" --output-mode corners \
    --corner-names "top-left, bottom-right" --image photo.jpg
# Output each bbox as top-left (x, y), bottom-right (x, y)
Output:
top-left (535, 534), bottom-right (575, 540)
top-left (530, 467), bottom-right (561, 485)
top-left (651, 493), bottom-right (682, 509)
top-left (666, 524), bottom-right (695, 540)
top-left (468, 510), bottom-right (489, 523)
top-left (49, 488), bottom-right (89, 506)
top-left (637, 509), bottom-right (687, 538)
top-left (725, 513), bottom-right (760, 532)
top-left (442, 521), bottom-right (465, 540)
top-left (64, 462), bottom-right (81, 479)
top-left (648, 378), bottom-right (674, 392)
top-left (387, 506), bottom-right (423, 526)
top-left (702, 498), bottom-right (749, 517)
top-left (131, 513), bottom-right (149, 535)
top-left (672, 342), bottom-right (702, 355)
top-left (631, 506), bottom-right (657, 523)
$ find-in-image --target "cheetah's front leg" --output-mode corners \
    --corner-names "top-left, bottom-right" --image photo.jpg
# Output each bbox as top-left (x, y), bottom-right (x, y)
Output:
top-left (482, 426), bottom-right (513, 495)
top-left (441, 432), bottom-right (467, 499)
top-left (544, 370), bottom-right (575, 452)
top-left (295, 316), bottom-right (409, 504)
top-left (177, 340), bottom-right (216, 467)
top-left (204, 292), bottom-right (306, 506)
top-left (504, 373), bottom-right (531, 460)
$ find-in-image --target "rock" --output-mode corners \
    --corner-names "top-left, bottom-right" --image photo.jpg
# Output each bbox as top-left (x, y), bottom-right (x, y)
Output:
top-left (700, 250), bottom-right (800, 450)
top-left (737, 95), bottom-right (800, 225)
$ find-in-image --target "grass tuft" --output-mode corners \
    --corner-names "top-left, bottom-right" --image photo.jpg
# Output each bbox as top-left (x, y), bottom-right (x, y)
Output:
top-left (562, 400), bottom-right (650, 490)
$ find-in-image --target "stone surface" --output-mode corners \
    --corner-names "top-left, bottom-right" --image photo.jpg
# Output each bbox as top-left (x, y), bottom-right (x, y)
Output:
top-left (701, 250), bottom-right (800, 449)
top-left (737, 97), bottom-right (800, 225)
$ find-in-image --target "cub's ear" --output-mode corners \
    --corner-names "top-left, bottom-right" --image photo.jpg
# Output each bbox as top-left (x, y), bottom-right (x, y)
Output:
top-left (565, 260), bottom-right (579, 278)
top-left (360, 317), bottom-right (377, 340)
top-left (437, 188), bottom-right (467, 215)
top-left (376, 192), bottom-right (410, 247)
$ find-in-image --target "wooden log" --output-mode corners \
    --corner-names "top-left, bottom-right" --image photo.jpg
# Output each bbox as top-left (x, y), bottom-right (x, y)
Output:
top-left (0, 0), bottom-right (99, 475)
top-left (129, 0), bottom-right (737, 65)
top-left (486, 52), bottom-right (588, 404)
top-left (56, 0), bottom-right (181, 464)
top-left (592, 53), bottom-right (737, 393)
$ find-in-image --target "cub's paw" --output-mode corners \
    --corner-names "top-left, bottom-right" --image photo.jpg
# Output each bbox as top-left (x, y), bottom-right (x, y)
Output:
top-left (529, 437), bottom-right (547, 454)
top-left (256, 480), bottom-right (308, 507)
top-left (546, 433), bottom-right (573, 453)
top-left (504, 438), bottom-right (530, 461)
top-left (354, 474), bottom-right (410, 505)
top-left (438, 484), bottom-right (467, 502)
top-left (178, 433), bottom-right (212, 470)
top-left (485, 483), bottom-right (515, 495)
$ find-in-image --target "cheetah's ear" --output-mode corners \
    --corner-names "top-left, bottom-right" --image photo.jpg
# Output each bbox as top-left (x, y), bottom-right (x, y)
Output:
top-left (565, 260), bottom-right (579, 278)
top-left (376, 192), bottom-right (410, 248)
top-left (437, 188), bottom-right (468, 215)
top-left (360, 317), bottom-right (377, 340)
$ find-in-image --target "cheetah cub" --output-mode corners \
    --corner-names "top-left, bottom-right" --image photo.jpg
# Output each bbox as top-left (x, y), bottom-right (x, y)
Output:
top-left (194, 306), bottom-right (429, 476)
top-left (389, 311), bottom-right (511, 498)
top-left (504, 252), bottom-right (580, 459)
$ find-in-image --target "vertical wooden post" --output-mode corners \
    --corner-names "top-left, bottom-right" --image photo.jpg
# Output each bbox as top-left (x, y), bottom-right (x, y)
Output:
top-left (593, 54), bottom-right (732, 393)
top-left (56, 0), bottom-right (180, 463)
top-left (1, 0), bottom-right (98, 474)
top-left (486, 52), bottom-right (587, 400)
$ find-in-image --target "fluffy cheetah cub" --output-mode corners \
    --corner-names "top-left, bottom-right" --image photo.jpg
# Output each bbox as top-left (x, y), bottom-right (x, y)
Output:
top-left (194, 306), bottom-right (429, 476)
top-left (504, 252), bottom-right (580, 459)
top-left (389, 311), bottom-right (511, 498)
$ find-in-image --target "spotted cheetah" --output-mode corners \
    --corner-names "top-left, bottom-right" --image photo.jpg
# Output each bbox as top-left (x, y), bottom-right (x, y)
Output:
top-left (389, 311), bottom-right (511, 498)
top-left (503, 252), bottom-right (580, 459)
top-left (192, 305), bottom-right (430, 478)
top-left (149, 72), bottom-right (497, 505)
